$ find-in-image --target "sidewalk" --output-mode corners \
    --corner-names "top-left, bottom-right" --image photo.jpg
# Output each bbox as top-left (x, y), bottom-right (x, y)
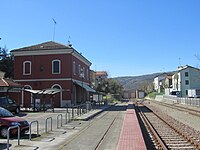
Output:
top-left (117, 103), bottom-right (146, 150)
top-left (0, 105), bottom-right (110, 150)
top-left (74, 105), bottom-right (109, 121)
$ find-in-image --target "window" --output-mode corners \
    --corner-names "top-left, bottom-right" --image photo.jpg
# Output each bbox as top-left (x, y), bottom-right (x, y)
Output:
top-left (0, 98), bottom-right (7, 105)
top-left (83, 67), bottom-right (85, 78)
top-left (87, 69), bottom-right (89, 80)
top-left (78, 64), bottom-right (81, 75)
top-left (185, 80), bottom-right (189, 85)
top-left (23, 61), bottom-right (31, 75)
top-left (52, 60), bottom-right (61, 74)
top-left (52, 84), bottom-right (61, 90)
top-left (24, 85), bottom-right (32, 90)
top-left (73, 61), bottom-right (76, 75)
top-left (8, 99), bottom-right (14, 104)
top-left (185, 72), bottom-right (189, 77)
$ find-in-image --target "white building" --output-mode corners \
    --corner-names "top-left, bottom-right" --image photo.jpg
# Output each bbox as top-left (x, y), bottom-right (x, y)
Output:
top-left (153, 73), bottom-right (167, 93)
top-left (172, 65), bottom-right (200, 97)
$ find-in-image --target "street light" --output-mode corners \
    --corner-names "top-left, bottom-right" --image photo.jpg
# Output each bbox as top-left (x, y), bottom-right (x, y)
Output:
top-left (80, 68), bottom-right (84, 103)
top-left (105, 83), bottom-right (108, 105)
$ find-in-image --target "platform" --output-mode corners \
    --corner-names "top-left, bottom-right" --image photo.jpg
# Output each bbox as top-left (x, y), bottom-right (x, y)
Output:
top-left (117, 103), bottom-right (146, 150)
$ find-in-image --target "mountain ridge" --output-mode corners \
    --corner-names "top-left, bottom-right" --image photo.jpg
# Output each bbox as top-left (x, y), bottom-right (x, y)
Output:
top-left (112, 72), bottom-right (173, 91)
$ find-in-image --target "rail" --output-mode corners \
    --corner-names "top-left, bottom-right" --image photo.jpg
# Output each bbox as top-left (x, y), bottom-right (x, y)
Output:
top-left (29, 120), bottom-right (39, 140)
top-left (7, 125), bottom-right (20, 150)
top-left (135, 104), bottom-right (167, 149)
top-left (138, 101), bottom-right (200, 149)
top-left (45, 117), bottom-right (53, 133)
top-left (57, 114), bottom-right (63, 128)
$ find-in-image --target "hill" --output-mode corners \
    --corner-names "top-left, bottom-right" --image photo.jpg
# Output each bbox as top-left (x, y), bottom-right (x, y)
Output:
top-left (113, 73), bottom-right (162, 91)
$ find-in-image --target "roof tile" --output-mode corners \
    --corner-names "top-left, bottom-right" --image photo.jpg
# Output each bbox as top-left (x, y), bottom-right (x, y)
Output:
top-left (12, 41), bottom-right (71, 52)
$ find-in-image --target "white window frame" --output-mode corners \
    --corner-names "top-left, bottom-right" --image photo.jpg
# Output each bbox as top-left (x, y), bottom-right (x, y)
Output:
top-left (78, 64), bottom-right (81, 75)
top-left (52, 59), bottom-right (61, 74)
top-left (51, 84), bottom-right (62, 107)
top-left (87, 69), bottom-right (89, 80)
top-left (83, 67), bottom-right (85, 79)
top-left (23, 61), bottom-right (31, 75)
top-left (23, 85), bottom-right (32, 106)
top-left (73, 61), bottom-right (76, 75)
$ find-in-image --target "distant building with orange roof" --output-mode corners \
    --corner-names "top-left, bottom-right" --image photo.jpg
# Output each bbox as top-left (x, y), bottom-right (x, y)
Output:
top-left (96, 71), bottom-right (108, 79)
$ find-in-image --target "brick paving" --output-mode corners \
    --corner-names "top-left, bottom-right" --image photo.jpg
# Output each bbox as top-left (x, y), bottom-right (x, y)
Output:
top-left (117, 103), bottom-right (146, 150)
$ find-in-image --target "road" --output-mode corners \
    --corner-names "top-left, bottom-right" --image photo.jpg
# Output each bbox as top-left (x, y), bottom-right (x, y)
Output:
top-left (58, 104), bottom-right (127, 150)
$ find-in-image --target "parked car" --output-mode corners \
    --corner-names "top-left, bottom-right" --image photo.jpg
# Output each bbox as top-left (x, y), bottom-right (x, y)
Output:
top-left (0, 97), bottom-right (20, 114)
top-left (170, 91), bottom-right (181, 97)
top-left (0, 107), bottom-right (29, 138)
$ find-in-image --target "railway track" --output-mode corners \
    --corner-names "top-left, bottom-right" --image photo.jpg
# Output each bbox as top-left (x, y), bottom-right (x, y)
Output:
top-left (58, 104), bottom-right (125, 150)
top-left (148, 100), bottom-right (200, 117)
top-left (94, 114), bottom-right (118, 150)
top-left (135, 102), bottom-right (200, 149)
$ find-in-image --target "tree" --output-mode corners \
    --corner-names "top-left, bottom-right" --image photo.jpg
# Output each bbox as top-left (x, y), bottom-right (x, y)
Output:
top-left (139, 81), bottom-right (154, 94)
top-left (95, 78), bottom-right (123, 95)
top-left (0, 46), bottom-right (13, 78)
top-left (108, 79), bottom-right (123, 94)
top-left (96, 78), bottom-right (110, 93)
top-left (174, 73), bottom-right (179, 90)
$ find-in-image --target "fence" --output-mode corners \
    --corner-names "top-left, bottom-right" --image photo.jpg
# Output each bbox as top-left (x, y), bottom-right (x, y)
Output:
top-left (163, 95), bottom-right (200, 106)
top-left (4, 102), bottom-right (96, 149)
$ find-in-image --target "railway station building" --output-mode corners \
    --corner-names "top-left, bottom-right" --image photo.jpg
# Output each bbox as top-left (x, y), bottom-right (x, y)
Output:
top-left (11, 41), bottom-right (95, 108)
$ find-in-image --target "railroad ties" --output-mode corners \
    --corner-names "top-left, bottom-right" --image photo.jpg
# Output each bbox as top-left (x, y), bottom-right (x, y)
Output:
top-left (136, 101), bottom-right (200, 149)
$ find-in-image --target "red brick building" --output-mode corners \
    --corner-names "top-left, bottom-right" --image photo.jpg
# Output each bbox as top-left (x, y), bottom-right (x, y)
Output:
top-left (11, 41), bottom-right (94, 107)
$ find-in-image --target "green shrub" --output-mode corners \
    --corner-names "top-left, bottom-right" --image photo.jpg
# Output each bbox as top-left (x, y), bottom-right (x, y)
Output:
top-left (147, 92), bottom-right (157, 99)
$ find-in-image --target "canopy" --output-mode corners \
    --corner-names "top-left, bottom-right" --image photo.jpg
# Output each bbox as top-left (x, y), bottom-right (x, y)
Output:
top-left (74, 81), bottom-right (96, 92)
top-left (24, 88), bottom-right (62, 95)
top-left (0, 78), bottom-right (22, 88)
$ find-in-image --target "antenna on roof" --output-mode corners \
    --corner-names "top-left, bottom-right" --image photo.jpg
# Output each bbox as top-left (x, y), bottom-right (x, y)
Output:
top-left (52, 18), bottom-right (56, 41)
top-left (68, 36), bottom-right (72, 47)
top-left (179, 57), bottom-right (181, 66)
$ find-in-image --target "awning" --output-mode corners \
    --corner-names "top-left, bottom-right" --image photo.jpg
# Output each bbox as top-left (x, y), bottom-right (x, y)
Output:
top-left (74, 81), bottom-right (96, 93)
top-left (0, 78), bottom-right (23, 88)
top-left (24, 88), bottom-right (62, 95)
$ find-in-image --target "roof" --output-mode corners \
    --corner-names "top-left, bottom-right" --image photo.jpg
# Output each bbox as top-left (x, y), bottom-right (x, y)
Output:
top-left (96, 71), bottom-right (108, 76)
top-left (11, 41), bottom-right (71, 52)
top-left (11, 41), bottom-right (92, 66)
top-left (0, 78), bottom-right (22, 87)
top-left (178, 65), bottom-right (200, 72)
top-left (0, 71), bottom-right (5, 79)
top-left (154, 73), bottom-right (168, 78)
top-left (165, 75), bottom-right (172, 79)
top-left (24, 88), bottom-right (62, 95)
top-left (74, 81), bottom-right (96, 93)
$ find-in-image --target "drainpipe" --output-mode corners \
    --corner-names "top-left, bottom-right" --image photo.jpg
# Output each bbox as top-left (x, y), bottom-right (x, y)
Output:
top-left (70, 48), bottom-right (75, 105)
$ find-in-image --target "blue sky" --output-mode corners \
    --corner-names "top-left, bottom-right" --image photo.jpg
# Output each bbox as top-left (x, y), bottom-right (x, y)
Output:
top-left (1, 0), bottom-right (200, 77)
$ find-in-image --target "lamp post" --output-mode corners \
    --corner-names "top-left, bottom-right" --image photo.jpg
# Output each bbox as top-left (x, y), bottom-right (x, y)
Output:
top-left (105, 83), bottom-right (108, 105)
top-left (80, 68), bottom-right (84, 103)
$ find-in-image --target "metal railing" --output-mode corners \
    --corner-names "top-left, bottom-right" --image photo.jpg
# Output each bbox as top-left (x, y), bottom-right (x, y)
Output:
top-left (29, 120), bottom-right (39, 140)
top-left (5, 102), bottom-right (97, 149)
top-left (45, 117), bottom-right (53, 133)
top-left (7, 126), bottom-right (20, 150)
top-left (163, 95), bottom-right (200, 106)
top-left (57, 114), bottom-right (63, 128)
